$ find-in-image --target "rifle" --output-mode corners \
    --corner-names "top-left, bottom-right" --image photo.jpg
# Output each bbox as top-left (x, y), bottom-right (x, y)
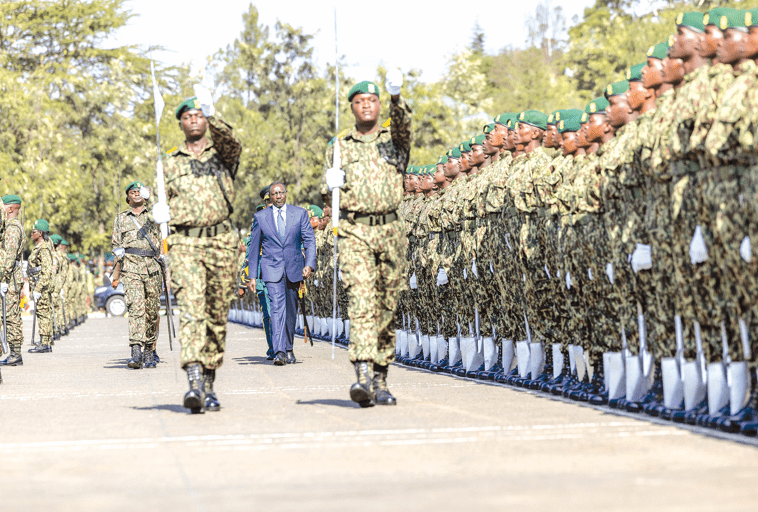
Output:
top-left (298, 282), bottom-right (313, 346)
top-left (1, 293), bottom-right (7, 354)
top-left (330, 8), bottom-right (340, 360)
top-left (29, 278), bottom-right (38, 346)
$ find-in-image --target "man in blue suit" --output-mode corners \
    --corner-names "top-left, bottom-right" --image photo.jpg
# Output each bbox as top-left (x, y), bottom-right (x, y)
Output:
top-left (247, 182), bottom-right (317, 365)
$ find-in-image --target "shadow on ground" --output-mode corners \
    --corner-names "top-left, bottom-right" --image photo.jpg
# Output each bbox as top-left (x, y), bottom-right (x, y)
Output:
top-left (296, 398), bottom-right (360, 408)
top-left (131, 403), bottom-right (189, 414)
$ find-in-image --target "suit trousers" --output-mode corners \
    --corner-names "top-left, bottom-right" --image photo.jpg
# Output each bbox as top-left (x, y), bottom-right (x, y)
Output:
top-left (266, 276), bottom-right (300, 354)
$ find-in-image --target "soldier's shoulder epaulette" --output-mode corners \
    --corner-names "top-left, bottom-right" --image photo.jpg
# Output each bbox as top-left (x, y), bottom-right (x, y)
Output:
top-left (162, 146), bottom-right (179, 159)
top-left (337, 128), bottom-right (350, 140)
top-left (382, 118), bottom-right (391, 128)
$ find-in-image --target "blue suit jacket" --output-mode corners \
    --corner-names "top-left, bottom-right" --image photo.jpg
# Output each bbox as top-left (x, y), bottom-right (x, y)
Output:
top-left (247, 205), bottom-right (317, 284)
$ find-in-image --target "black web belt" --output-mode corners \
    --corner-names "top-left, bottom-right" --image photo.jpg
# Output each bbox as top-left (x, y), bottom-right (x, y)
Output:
top-left (125, 248), bottom-right (157, 258)
top-left (175, 220), bottom-right (232, 238)
top-left (340, 210), bottom-right (398, 226)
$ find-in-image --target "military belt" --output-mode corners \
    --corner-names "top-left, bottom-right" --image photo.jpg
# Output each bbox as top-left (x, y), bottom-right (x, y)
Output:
top-left (176, 220), bottom-right (232, 238)
top-left (124, 248), bottom-right (157, 258)
top-left (340, 210), bottom-right (398, 226)
top-left (28, 266), bottom-right (41, 276)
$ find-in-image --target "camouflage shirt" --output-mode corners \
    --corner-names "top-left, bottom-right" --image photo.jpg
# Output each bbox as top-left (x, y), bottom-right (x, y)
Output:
top-left (164, 115), bottom-right (241, 228)
top-left (29, 238), bottom-right (54, 292)
top-left (322, 97), bottom-right (412, 215)
top-left (689, 63), bottom-right (735, 161)
top-left (111, 206), bottom-right (162, 275)
top-left (0, 216), bottom-right (25, 286)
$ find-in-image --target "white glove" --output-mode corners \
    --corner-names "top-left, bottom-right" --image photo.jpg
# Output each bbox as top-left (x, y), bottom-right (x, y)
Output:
top-left (631, 243), bottom-right (652, 273)
top-left (544, 264), bottom-right (551, 279)
top-left (463, 267), bottom-right (468, 280)
top-left (152, 202), bottom-right (171, 224)
top-left (606, 262), bottom-right (614, 284)
top-left (60, 289), bottom-right (65, 299)
top-left (471, 258), bottom-right (478, 279)
top-left (385, 68), bottom-right (403, 95)
top-left (588, 267), bottom-right (593, 281)
top-left (0, 283), bottom-right (7, 296)
top-left (489, 262), bottom-right (495, 274)
top-left (193, 84), bottom-right (215, 118)
top-left (33, 291), bottom-right (41, 302)
top-left (741, 236), bottom-right (752, 263)
top-left (566, 271), bottom-right (573, 290)
top-left (436, 268), bottom-right (449, 286)
top-left (139, 186), bottom-right (151, 200)
top-left (409, 272), bottom-right (417, 289)
top-left (113, 247), bottom-right (125, 259)
top-left (689, 225), bottom-right (709, 265)
top-left (325, 167), bottom-right (345, 191)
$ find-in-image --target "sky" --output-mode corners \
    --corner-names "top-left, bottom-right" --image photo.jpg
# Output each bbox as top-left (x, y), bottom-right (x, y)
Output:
top-left (108, 0), bottom-right (596, 83)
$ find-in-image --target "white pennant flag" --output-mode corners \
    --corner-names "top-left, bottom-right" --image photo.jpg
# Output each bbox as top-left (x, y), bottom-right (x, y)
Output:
top-left (150, 59), bottom-right (165, 124)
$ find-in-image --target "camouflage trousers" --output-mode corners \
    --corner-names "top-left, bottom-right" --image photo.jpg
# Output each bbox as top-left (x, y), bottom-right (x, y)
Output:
top-left (480, 217), bottom-right (510, 339)
top-left (3, 279), bottom-right (23, 351)
top-left (339, 219), bottom-right (406, 366)
top-left (34, 286), bottom-right (53, 344)
top-left (169, 230), bottom-right (238, 370)
top-left (122, 270), bottom-right (162, 350)
top-left (492, 214), bottom-right (528, 341)
top-left (557, 217), bottom-right (591, 352)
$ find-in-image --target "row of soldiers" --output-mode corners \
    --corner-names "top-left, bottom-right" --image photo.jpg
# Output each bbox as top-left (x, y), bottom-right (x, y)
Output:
top-left (1, 194), bottom-right (90, 380)
top-left (391, 6), bottom-right (758, 435)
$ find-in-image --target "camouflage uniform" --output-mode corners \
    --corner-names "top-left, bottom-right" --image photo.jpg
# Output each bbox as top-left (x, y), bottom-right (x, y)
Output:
top-left (322, 96), bottom-right (412, 366)
top-left (111, 207), bottom-right (163, 353)
top-left (0, 215), bottom-right (25, 351)
top-left (53, 250), bottom-right (68, 333)
top-left (164, 115), bottom-right (241, 371)
top-left (28, 238), bottom-right (54, 346)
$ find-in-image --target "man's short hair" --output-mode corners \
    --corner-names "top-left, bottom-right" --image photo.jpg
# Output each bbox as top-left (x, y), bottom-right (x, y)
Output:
top-left (270, 181), bottom-right (286, 192)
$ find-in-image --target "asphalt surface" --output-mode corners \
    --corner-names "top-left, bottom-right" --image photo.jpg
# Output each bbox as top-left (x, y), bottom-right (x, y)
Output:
top-left (1, 315), bottom-right (757, 512)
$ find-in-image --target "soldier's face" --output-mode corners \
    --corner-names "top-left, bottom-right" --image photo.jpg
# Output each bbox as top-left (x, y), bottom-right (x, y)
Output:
top-left (179, 109), bottom-right (207, 140)
top-left (459, 152), bottom-right (472, 172)
top-left (31, 229), bottom-right (41, 242)
top-left (661, 56), bottom-right (685, 84)
top-left (516, 123), bottom-right (539, 146)
top-left (626, 81), bottom-right (647, 112)
top-left (270, 184), bottom-right (286, 207)
top-left (504, 129), bottom-right (516, 150)
top-left (470, 145), bottom-right (486, 166)
top-left (642, 58), bottom-right (664, 88)
top-left (483, 134), bottom-right (498, 155)
top-left (318, 217), bottom-right (328, 229)
top-left (586, 113), bottom-right (609, 143)
top-left (748, 27), bottom-right (758, 59)
top-left (420, 174), bottom-right (435, 193)
top-left (607, 94), bottom-right (632, 128)
top-left (444, 159), bottom-right (459, 179)
top-left (403, 173), bottom-right (412, 192)
top-left (408, 174), bottom-right (420, 192)
top-left (309, 216), bottom-right (319, 229)
top-left (351, 94), bottom-right (381, 125)
top-left (544, 125), bottom-right (559, 148)
top-left (577, 124), bottom-right (590, 149)
top-left (699, 26), bottom-right (724, 59)
top-left (434, 165), bottom-right (446, 188)
top-left (670, 25), bottom-right (700, 59)
top-left (127, 188), bottom-right (144, 207)
top-left (718, 28), bottom-right (748, 65)
top-left (561, 132), bottom-right (578, 156)
top-left (491, 124), bottom-right (507, 146)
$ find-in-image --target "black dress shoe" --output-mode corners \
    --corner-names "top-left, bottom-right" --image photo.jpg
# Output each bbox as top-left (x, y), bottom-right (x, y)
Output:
top-left (28, 345), bottom-right (52, 353)
top-left (273, 352), bottom-right (286, 366)
top-left (203, 368), bottom-right (221, 412)
top-left (266, 354), bottom-right (275, 361)
top-left (0, 351), bottom-right (23, 366)
top-left (286, 351), bottom-right (296, 364)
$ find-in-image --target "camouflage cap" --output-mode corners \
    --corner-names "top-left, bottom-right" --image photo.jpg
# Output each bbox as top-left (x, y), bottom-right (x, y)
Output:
top-left (647, 42), bottom-right (670, 60)
top-left (747, 9), bottom-right (758, 27)
top-left (446, 147), bottom-right (462, 159)
top-left (605, 80), bottom-right (630, 98)
top-left (627, 63), bottom-right (646, 81)
top-left (2, 194), bottom-right (21, 205)
top-left (470, 134), bottom-right (486, 146)
top-left (558, 116), bottom-right (582, 133)
top-left (517, 110), bottom-right (548, 130)
top-left (33, 219), bottom-right (49, 232)
top-left (175, 97), bottom-right (200, 119)
top-left (494, 112), bottom-right (517, 126)
top-left (348, 81), bottom-right (380, 101)
top-left (720, 8), bottom-right (748, 31)
top-left (483, 123), bottom-right (496, 134)
top-left (676, 12), bottom-right (705, 33)
top-left (459, 140), bottom-right (472, 153)
top-left (585, 97), bottom-right (609, 115)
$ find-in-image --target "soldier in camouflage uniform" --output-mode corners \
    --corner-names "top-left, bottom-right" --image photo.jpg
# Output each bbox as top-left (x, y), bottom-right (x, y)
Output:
top-left (0, 195), bottom-right (26, 366)
top-left (151, 92), bottom-right (241, 413)
top-left (52, 235), bottom-right (69, 338)
top-left (322, 75), bottom-right (411, 407)
top-left (112, 181), bottom-right (164, 370)
top-left (28, 219), bottom-right (54, 353)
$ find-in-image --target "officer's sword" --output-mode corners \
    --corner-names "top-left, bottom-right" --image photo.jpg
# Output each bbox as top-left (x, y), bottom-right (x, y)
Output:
top-left (331, 8), bottom-right (340, 360)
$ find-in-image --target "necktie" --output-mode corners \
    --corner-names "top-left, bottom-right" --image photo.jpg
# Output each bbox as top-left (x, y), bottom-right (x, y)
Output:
top-left (277, 209), bottom-right (285, 240)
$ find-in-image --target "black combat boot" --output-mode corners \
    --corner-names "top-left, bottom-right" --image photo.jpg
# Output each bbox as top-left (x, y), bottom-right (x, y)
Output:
top-left (350, 361), bottom-right (375, 408)
top-left (153, 351), bottom-right (160, 364)
top-left (143, 347), bottom-right (156, 369)
top-left (0, 348), bottom-right (23, 366)
top-left (373, 364), bottom-right (397, 406)
top-left (127, 345), bottom-right (142, 369)
top-left (184, 363), bottom-right (205, 414)
top-left (203, 368), bottom-right (221, 411)
top-left (29, 337), bottom-right (52, 353)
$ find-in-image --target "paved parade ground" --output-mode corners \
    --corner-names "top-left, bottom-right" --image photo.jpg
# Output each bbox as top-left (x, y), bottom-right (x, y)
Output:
top-left (1, 316), bottom-right (757, 511)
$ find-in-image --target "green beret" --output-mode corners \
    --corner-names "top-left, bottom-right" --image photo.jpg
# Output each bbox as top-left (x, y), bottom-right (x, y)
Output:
top-left (307, 205), bottom-right (324, 218)
top-left (125, 181), bottom-right (143, 193)
top-left (60, 238), bottom-right (69, 246)
top-left (34, 219), bottom-right (49, 232)
top-left (437, 156), bottom-right (449, 165)
top-left (720, 8), bottom-right (748, 31)
top-left (67, 254), bottom-right (77, 261)
top-left (494, 112), bottom-right (517, 126)
top-left (259, 186), bottom-right (270, 200)
top-left (427, 164), bottom-right (436, 175)
top-left (676, 12), bottom-right (705, 33)
top-left (483, 123), bottom-right (496, 134)
top-left (175, 97), bottom-right (200, 120)
top-left (646, 42), bottom-right (669, 60)
top-left (517, 110), bottom-right (548, 130)
top-left (506, 118), bottom-right (517, 130)
top-left (704, 7), bottom-right (732, 27)
top-left (586, 97), bottom-right (609, 114)
top-left (747, 9), bottom-right (758, 27)
top-left (459, 140), bottom-right (472, 153)
top-left (627, 63), bottom-right (646, 81)
top-left (470, 134), bottom-right (486, 146)
top-left (2, 194), bottom-right (21, 205)
top-left (605, 80), bottom-right (630, 98)
top-left (558, 116), bottom-right (582, 133)
top-left (555, 109), bottom-right (583, 123)
top-left (256, 204), bottom-right (266, 212)
top-left (348, 81), bottom-right (380, 101)
top-left (446, 147), bottom-right (462, 159)
top-left (50, 234), bottom-right (62, 245)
